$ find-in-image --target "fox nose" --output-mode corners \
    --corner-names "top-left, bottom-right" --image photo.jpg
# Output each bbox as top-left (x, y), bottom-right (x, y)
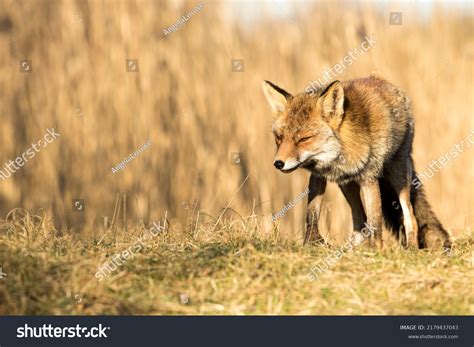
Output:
top-left (274, 160), bottom-right (285, 170)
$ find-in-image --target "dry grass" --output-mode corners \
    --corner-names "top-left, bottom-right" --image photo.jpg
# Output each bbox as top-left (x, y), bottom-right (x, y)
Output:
top-left (0, 0), bottom-right (472, 315)
top-left (0, 210), bottom-right (472, 315)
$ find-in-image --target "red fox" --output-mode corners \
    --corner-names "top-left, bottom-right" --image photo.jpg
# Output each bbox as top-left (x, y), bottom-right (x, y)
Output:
top-left (262, 74), bottom-right (452, 250)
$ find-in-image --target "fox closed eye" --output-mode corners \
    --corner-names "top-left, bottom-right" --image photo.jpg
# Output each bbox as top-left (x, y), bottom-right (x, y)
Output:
top-left (274, 133), bottom-right (283, 144)
top-left (297, 136), bottom-right (313, 143)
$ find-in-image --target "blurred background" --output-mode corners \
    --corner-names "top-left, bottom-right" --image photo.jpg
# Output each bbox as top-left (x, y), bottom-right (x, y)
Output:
top-left (0, 0), bottom-right (472, 243)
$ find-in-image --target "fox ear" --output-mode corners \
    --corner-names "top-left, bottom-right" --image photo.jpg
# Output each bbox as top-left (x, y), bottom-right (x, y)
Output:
top-left (261, 80), bottom-right (292, 114)
top-left (318, 80), bottom-right (344, 120)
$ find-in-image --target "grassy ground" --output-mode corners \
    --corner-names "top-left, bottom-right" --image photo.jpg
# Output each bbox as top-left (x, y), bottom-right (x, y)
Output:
top-left (0, 209), bottom-right (472, 315)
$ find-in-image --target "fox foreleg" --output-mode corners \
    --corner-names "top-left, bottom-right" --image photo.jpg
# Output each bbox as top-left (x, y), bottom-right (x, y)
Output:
top-left (304, 174), bottom-right (327, 245)
top-left (361, 179), bottom-right (384, 249)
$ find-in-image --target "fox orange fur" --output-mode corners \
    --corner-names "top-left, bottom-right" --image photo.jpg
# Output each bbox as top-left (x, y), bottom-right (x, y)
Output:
top-left (262, 74), bottom-right (452, 250)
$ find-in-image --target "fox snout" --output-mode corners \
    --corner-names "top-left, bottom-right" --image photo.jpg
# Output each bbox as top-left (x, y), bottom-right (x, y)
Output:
top-left (274, 163), bottom-right (299, 173)
top-left (273, 150), bottom-right (301, 173)
top-left (273, 158), bottom-right (299, 173)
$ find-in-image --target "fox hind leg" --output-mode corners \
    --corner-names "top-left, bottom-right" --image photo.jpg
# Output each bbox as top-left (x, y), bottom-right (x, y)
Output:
top-left (385, 156), bottom-right (419, 248)
top-left (399, 184), bottom-right (418, 248)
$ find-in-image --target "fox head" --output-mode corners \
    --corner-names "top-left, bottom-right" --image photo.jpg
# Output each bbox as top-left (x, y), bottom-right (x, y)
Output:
top-left (261, 80), bottom-right (345, 173)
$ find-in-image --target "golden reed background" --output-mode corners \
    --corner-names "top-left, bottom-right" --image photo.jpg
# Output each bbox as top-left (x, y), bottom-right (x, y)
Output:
top-left (0, 0), bottom-right (472, 243)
